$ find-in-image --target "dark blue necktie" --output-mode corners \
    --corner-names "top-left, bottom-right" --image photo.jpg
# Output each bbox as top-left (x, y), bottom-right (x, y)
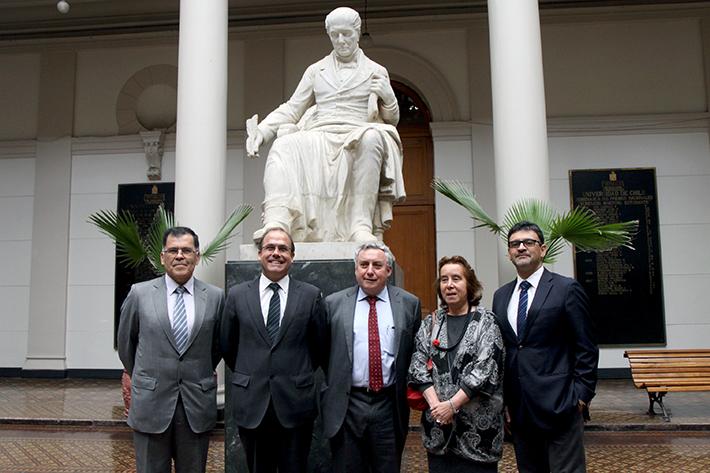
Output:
top-left (516, 280), bottom-right (532, 339)
top-left (266, 282), bottom-right (281, 344)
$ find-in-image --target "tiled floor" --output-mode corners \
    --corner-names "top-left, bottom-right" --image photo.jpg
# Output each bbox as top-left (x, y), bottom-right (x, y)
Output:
top-left (1, 378), bottom-right (710, 472)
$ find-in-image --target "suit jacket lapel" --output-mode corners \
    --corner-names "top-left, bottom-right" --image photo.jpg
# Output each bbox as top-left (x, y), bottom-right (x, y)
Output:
top-left (496, 280), bottom-right (518, 344)
top-left (246, 278), bottom-right (272, 346)
top-left (152, 277), bottom-right (179, 352)
top-left (274, 280), bottom-right (300, 347)
top-left (183, 279), bottom-right (206, 352)
top-left (522, 269), bottom-right (553, 341)
top-left (388, 286), bottom-right (406, 359)
top-left (342, 286), bottom-right (358, 364)
top-left (319, 53), bottom-right (339, 90)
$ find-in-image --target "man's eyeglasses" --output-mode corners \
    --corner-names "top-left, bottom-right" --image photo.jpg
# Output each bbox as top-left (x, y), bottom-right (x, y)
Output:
top-left (508, 239), bottom-right (541, 249)
top-left (261, 244), bottom-right (292, 254)
top-left (162, 247), bottom-right (198, 256)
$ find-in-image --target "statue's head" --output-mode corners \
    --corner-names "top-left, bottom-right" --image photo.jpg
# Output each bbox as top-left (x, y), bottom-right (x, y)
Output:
top-left (325, 7), bottom-right (361, 61)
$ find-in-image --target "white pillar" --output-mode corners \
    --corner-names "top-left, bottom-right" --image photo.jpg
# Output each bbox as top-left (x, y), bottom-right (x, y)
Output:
top-left (488, 0), bottom-right (550, 283)
top-left (24, 51), bottom-right (76, 373)
top-left (175, 0), bottom-right (228, 287)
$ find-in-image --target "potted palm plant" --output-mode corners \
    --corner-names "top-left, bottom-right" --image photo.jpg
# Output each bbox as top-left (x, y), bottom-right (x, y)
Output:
top-left (88, 203), bottom-right (252, 415)
top-left (432, 178), bottom-right (638, 263)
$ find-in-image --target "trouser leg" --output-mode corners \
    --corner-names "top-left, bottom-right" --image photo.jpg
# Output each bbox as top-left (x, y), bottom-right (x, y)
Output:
top-left (548, 411), bottom-right (587, 473)
top-left (133, 428), bottom-right (173, 473)
top-left (172, 396), bottom-right (210, 473)
top-left (512, 425), bottom-right (549, 473)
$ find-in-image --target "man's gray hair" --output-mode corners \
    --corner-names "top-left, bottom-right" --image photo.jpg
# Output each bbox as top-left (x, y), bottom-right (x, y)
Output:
top-left (354, 241), bottom-right (396, 268)
top-left (325, 7), bottom-right (361, 32)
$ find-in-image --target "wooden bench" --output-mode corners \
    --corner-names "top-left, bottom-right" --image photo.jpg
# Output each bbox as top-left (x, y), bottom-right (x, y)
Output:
top-left (624, 349), bottom-right (710, 421)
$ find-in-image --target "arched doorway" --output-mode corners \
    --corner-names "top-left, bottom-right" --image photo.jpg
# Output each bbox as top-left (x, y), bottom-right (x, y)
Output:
top-left (384, 81), bottom-right (437, 316)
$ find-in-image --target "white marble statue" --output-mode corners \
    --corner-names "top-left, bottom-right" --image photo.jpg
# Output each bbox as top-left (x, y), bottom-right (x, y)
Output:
top-left (246, 6), bottom-right (405, 243)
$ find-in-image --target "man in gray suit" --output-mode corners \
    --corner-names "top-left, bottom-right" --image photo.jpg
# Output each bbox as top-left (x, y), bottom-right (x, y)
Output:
top-left (118, 226), bottom-right (224, 473)
top-left (322, 242), bottom-right (421, 473)
top-left (221, 228), bottom-right (326, 473)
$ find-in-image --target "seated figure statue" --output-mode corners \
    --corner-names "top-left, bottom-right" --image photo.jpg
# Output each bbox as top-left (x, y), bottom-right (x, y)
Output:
top-left (246, 6), bottom-right (406, 243)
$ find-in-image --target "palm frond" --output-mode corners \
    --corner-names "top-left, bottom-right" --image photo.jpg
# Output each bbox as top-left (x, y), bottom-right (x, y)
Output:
top-left (87, 210), bottom-right (145, 268)
top-left (501, 199), bottom-right (557, 243)
top-left (595, 221), bottom-right (639, 250)
top-left (432, 178), bottom-right (500, 233)
top-left (144, 205), bottom-right (174, 274)
top-left (433, 177), bottom-right (638, 265)
top-left (200, 204), bottom-right (253, 263)
top-left (543, 238), bottom-right (567, 264)
top-left (551, 207), bottom-right (638, 252)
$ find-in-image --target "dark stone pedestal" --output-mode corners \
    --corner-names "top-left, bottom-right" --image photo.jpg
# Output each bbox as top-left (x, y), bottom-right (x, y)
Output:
top-left (224, 258), bottom-right (403, 473)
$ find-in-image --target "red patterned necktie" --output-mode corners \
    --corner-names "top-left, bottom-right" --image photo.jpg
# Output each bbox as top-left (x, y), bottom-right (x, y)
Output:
top-left (367, 295), bottom-right (383, 392)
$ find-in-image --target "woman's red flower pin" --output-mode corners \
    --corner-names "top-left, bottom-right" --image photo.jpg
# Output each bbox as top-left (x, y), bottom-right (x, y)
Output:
top-left (432, 339), bottom-right (440, 348)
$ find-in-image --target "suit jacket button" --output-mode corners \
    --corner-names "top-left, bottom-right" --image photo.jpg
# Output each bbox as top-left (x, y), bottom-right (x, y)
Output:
top-left (518, 345), bottom-right (523, 349)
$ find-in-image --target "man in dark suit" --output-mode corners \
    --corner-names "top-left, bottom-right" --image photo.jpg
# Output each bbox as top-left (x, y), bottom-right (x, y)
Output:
top-left (118, 226), bottom-right (224, 473)
top-left (492, 221), bottom-right (599, 473)
top-left (221, 228), bottom-right (325, 473)
top-left (321, 241), bottom-right (421, 473)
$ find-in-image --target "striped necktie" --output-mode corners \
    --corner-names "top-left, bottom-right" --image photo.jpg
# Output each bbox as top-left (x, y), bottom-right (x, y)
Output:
top-left (516, 280), bottom-right (531, 339)
top-left (173, 286), bottom-right (189, 352)
top-left (266, 282), bottom-right (281, 344)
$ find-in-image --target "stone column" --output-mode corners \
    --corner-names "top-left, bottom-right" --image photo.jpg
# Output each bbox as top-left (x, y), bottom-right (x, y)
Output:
top-left (488, 0), bottom-right (550, 283)
top-left (24, 51), bottom-right (76, 373)
top-left (174, 0), bottom-right (228, 286)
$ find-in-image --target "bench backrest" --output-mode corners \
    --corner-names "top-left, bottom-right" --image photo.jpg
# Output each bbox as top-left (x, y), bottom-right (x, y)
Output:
top-left (624, 349), bottom-right (710, 392)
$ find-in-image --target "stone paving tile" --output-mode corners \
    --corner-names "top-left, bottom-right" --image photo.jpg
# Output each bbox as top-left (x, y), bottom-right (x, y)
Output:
top-left (4, 378), bottom-right (710, 427)
top-left (2, 377), bottom-right (710, 472)
top-left (1, 427), bottom-right (709, 472)
top-left (0, 379), bottom-right (125, 422)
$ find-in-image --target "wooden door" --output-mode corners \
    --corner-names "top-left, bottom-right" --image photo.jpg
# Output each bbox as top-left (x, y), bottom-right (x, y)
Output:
top-left (384, 83), bottom-right (437, 316)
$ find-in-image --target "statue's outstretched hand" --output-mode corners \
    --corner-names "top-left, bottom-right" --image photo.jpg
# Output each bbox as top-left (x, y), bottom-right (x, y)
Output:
top-left (246, 114), bottom-right (263, 158)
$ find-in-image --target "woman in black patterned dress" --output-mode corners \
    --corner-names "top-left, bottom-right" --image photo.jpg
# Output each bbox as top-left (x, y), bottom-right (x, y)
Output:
top-left (408, 255), bottom-right (505, 472)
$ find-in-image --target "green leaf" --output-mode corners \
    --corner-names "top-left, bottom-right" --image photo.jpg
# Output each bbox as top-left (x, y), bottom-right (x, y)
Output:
top-left (501, 198), bottom-right (557, 243)
top-left (432, 178), bottom-right (638, 266)
top-left (87, 209), bottom-right (145, 268)
top-left (551, 207), bottom-right (638, 252)
top-left (432, 178), bottom-right (500, 233)
top-left (144, 204), bottom-right (175, 274)
top-left (200, 204), bottom-right (253, 264)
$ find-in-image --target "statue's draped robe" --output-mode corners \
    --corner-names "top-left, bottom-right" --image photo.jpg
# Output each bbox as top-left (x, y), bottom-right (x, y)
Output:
top-left (257, 49), bottom-right (405, 242)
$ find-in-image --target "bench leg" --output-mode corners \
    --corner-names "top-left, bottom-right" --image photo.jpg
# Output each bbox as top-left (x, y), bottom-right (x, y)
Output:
top-left (647, 392), bottom-right (671, 422)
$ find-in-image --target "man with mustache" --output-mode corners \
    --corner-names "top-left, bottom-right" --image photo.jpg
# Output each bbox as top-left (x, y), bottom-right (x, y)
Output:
top-left (221, 228), bottom-right (326, 473)
top-left (118, 226), bottom-right (225, 473)
top-left (492, 221), bottom-right (598, 473)
top-left (321, 242), bottom-right (421, 473)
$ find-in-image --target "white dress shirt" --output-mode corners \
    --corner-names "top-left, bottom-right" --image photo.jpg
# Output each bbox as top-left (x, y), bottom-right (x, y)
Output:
top-left (165, 274), bottom-right (196, 336)
top-left (259, 273), bottom-right (290, 325)
top-left (507, 265), bottom-right (545, 336)
top-left (352, 286), bottom-right (396, 388)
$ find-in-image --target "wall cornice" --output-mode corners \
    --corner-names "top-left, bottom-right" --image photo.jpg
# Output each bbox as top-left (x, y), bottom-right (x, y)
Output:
top-left (0, 140), bottom-right (35, 159)
top-left (547, 112), bottom-right (710, 136)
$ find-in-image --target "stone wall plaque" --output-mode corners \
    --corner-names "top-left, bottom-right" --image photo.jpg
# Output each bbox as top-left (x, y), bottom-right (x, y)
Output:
top-left (570, 168), bottom-right (665, 345)
top-left (113, 183), bottom-right (174, 347)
